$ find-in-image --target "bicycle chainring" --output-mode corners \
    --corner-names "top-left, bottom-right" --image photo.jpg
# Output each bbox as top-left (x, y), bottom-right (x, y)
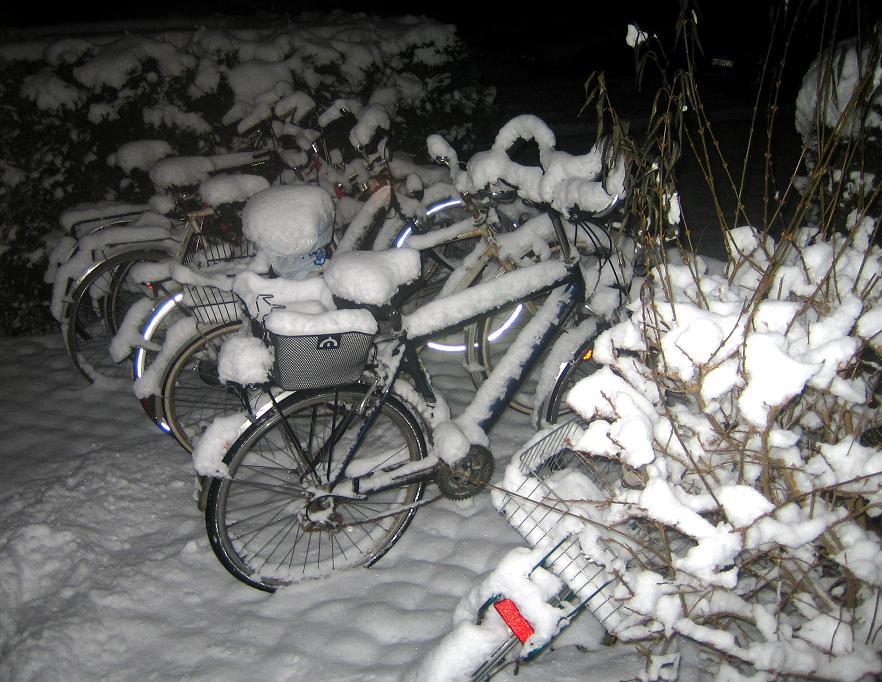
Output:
top-left (436, 444), bottom-right (494, 500)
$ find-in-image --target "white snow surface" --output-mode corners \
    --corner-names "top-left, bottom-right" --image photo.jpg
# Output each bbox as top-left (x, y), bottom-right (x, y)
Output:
top-left (198, 173), bottom-right (270, 207)
top-left (795, 35), bottom-right (882, 142)
top-left (265, 307), bottom-right (378, 336)
top-left (107, 140), bottom-right (174, 174)
top-left (0, 333), bottom-right (653, 681)
top-left (217, 333), bottom-right (274, 386)
top-left (323, 247), bottom-right (421, 305)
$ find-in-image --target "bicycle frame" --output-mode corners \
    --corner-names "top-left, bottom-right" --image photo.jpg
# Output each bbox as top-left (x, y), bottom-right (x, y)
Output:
top-left (282, 213), bottom-right (585, 501)
top-left (396, 193), bottom-right (534, 353)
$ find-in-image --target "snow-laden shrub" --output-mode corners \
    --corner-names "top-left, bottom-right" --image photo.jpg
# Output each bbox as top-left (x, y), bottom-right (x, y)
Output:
top-left (540, 7), bottom-right (882, 676)
top-left (559, 218), bottom-right (882, 679)
top-left (0, 13), bottom-right (497, 335)
top-left (794, 24), bottom-right (882, 229)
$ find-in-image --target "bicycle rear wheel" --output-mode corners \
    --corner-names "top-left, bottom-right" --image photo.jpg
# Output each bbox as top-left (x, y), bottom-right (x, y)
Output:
top-left (464, 229), bottom-right (613, 414)
top-left (204, 386), bottom-right (427, 591)
top-left (132, 289), bottom-right (187, 430)
top-left (63, 249), bottom-right (168, 382)
top-left (463, 259), bottom-right (547, 414)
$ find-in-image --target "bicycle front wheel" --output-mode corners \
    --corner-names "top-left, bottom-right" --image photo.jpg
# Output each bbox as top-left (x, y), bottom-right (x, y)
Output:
top-left (63, 249), bottom-right (168, 382)
top-left (205, 386), bottom-right (427, 591)
top-left (542, 334), bottom-right (600, 425)
top-left (161, 320), bottom-right (248, 452)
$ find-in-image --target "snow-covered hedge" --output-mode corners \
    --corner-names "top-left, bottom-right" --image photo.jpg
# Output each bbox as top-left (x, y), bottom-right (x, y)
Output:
top-left (0, 13), bottom-right (496, 335)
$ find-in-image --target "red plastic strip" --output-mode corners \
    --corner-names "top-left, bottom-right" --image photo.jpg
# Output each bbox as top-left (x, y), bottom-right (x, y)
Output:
top-left (493, 598), bottom-right (535, 643)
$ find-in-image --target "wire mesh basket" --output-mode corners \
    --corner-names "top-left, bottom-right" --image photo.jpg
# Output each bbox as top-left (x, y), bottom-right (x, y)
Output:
top-left (182, 203), bottom-right (256, 268)
top-left (183, 232), bottom-right (257, 267)
top-left (182, 284), bottom-right (242, 326)
top-left (269, 330), bottom-right (373, 391)
top-left (495, 418), bottom-right (628, 631)
top-left (468, 535), bottom-right (617, 682)
top-left (498, 418), bottom-right (695, 628)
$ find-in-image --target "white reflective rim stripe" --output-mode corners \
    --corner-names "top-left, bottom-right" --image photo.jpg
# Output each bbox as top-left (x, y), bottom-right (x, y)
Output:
top-left (427, 340), bottom-right (467, 352)
top-left (426, 198), bottom-right (464, 215)
top-left (395, 226), bottom-right (413, 248)
top-left (396, 196), bottom-right (522, 353)
top-left (134, 292), bottom-right (184, 378)
top-left (486, 304), bottom-right (523, 342)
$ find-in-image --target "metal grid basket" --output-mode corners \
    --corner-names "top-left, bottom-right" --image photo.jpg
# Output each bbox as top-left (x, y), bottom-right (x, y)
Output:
top-left (469, 534), bottom-right (617, 681)
top-left (183, 227), bottom-right (257, 268)
top-left (182, 284), bottom-right (242, 326)
top-left (494, 418), bottom-right (627, 631)
top-left (269, 329), bottom-right (373, 391)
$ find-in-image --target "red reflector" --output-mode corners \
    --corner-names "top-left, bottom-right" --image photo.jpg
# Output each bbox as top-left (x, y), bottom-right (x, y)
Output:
top-left (494, 598), bottom-right (534, 643)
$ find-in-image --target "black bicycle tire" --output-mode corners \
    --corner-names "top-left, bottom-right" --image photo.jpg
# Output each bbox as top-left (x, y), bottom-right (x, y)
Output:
top-left (542, 335), bottom-right (601, 425)
top-left (204, 385), bottom-right (427, 591)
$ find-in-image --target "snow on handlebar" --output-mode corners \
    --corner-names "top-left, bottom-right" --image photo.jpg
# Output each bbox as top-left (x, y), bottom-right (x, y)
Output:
top-left (429, 115), bottom-right (625, 218)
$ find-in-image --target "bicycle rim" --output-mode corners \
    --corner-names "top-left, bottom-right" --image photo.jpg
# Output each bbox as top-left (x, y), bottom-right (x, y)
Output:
top-left (205, 387), bottom-right (427, 590)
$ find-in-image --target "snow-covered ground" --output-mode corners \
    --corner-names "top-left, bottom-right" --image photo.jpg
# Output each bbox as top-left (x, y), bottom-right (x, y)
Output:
top-left (0, 333), bottom-right (651, 680)
top-left (3, 8), bottom-right (880, 680)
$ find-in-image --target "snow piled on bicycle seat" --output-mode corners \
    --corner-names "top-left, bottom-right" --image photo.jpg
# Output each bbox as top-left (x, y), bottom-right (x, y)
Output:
top-left (324, 247), bottom-right (421, 305)
top-left (233, 270), bottom-right (336, 318)
top-left (199, 174), bottom-right (271, 207)
top-left (242, 185), bottom-right (334, 257)
top-left (149, 152), bottom-right (263, 190)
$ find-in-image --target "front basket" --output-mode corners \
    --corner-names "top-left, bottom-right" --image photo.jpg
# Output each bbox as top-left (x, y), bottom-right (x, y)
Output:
top-left (269, 329), bottom-right (373, 391)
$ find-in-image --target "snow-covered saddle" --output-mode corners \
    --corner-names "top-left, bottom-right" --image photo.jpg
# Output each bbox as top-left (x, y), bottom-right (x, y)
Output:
top-left (323, 248), bottom-right (422, 308)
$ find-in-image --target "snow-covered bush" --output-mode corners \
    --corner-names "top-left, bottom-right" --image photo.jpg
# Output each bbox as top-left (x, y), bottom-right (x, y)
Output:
top-left (795, 25), bottom-right (882, 228)
top-left (525, 5), bottom-right (882, 678)
top-left (560, 218), bottom-right (882, 678)
top-left (0, 13), bottom-right (497, 335)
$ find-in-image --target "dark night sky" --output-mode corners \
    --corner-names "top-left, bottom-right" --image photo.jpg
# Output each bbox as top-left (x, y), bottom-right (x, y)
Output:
top-left (0, 1), bottom-right (773, 54)
top-left (2, 1), bottom-right (877, 89)
top-left (0, 2), bottom-right (778, 74)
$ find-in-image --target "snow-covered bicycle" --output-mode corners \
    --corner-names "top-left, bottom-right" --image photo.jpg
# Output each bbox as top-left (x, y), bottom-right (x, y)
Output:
top-left (198, 196), bottom-right (593, 591)
top-left (53, 148), bottom-right (297, 383)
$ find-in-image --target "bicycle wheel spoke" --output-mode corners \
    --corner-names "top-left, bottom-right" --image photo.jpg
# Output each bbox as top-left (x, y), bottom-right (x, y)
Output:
top-left (228, 475), bottom-right (306, 497)
top-left (65, 250), bottom-right (167, 382)
top-left (163, 321), bottom-right (247, 451)
top-left (206, 388), bottom-right (426, 590)
top-left (250, 517), bottom-right (302, 573)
